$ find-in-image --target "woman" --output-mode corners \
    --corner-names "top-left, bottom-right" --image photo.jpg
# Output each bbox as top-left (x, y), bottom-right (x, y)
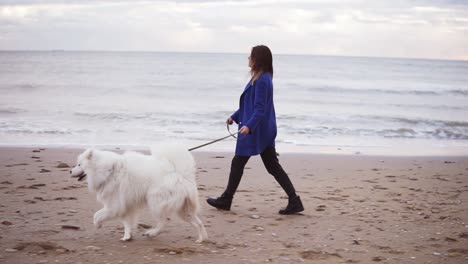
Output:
top-left (207, 45), bottom-right (304, 215)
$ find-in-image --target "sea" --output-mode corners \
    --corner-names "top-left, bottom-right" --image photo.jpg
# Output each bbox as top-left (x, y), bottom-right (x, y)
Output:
top-left (1, 51), bottom-right (467, 155)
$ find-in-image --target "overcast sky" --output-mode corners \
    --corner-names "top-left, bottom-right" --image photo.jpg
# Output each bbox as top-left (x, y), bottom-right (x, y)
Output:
top-left (0, 0), bottom-right (467, 60)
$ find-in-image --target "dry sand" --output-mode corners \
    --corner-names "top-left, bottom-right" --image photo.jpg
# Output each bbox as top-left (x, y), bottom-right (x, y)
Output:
top-left (0, 147), bottom-right (467, 264)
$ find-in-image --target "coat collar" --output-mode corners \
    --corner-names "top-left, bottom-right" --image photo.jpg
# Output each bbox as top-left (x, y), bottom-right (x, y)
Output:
top-left (243, 79), bottom-right (253, 92)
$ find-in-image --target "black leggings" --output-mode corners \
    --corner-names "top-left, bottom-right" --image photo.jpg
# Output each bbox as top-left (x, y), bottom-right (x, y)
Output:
top-left (224, 146), bottom-right (297, 198)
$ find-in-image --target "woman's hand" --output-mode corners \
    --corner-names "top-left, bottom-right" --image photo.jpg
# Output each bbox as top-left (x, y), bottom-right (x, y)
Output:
top-left (239, 126), bottom-right (250, 134)
top-left (226, 117), bottom-right (234, 125)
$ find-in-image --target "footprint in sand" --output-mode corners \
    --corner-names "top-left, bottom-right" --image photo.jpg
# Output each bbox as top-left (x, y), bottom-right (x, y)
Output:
top-left (316, 205), bottom-right (326, 211)
top-left (17, 184), bottom-right (46, 189)
top-left (13, 242), bottom-right (70, 254)
top-left (56, 163), bottom-right (70, 168)
top-left (5, 163), bottom-right (29, 167)
top-left (54, 197), bottom-right (78, 201)
top-left (154, 246), bottom-right (207, 255)
top-left (299, 250), bottom-right (342, 260)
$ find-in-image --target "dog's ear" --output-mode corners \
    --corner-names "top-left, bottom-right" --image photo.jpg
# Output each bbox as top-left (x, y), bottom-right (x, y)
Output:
top-left (85, 149), bottom-right (94, 160)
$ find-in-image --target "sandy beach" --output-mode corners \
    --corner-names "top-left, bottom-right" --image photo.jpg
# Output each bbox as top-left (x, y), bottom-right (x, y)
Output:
top-left (0, 147), bottom-right (467, 264)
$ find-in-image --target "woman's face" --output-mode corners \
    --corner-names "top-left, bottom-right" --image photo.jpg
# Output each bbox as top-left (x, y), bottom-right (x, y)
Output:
top-left (248, 53), bottom-right (254, 68)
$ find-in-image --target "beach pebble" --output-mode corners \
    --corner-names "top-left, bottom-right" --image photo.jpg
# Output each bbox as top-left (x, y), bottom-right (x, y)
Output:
top-left (250, 214), bottom-right (260, 219)
top-left (5, 248), bottom-right (18, 252)
top-left (39, 169), bottom-right (51, 173)
top-left (85, 246), bottom-right (101, 251)
top-left (433, 252), bottom-right (441, 256)
top-left (255, 226), bottom-right (264, 231)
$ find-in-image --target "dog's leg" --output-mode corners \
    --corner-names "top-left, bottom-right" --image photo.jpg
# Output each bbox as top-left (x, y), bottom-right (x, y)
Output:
top-left (144, 193), bottom-right (170, 238)
top-left (178, 211), bottom-right (208, 243)
top-left (93, 208), bottom-right (115, 228)
top-left (189, 215), bottom-right (208, 243)
top-left (178, 196), bottom-right (208, 243)
top-left (121, 220), bottom-right (133, 241)
top-left (120, 213), bottom-right (138, 241)
top-left (143, 218), bottom-right (167, 237)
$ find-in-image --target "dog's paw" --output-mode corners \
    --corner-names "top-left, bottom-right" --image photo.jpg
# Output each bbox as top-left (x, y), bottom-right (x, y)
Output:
top-left (120, 236), bottom-right (132, 242)
top-left (195, 238), bottom-right (203, 243)
top-left (93, 219), bottom-right (102, 229)
top-left (143, 229), bottom-right (159, 237)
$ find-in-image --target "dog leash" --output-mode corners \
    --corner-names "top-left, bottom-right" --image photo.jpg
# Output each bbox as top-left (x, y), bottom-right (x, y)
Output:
top-left (188, 124), bottom-right (239, 151)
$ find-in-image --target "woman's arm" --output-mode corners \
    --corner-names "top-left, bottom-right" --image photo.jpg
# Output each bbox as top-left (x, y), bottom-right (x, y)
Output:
top-left (243, 77), bottom-right (268, 132)
top-left (230, 110), bottom-right (240, 124)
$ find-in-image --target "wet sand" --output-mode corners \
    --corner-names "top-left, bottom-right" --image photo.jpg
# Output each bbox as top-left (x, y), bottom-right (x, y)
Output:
top-left (0, 147), bottom-right (467, 263)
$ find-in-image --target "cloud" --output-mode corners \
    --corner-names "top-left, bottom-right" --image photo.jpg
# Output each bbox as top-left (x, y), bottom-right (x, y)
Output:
top-left (0, 0), bottom-right (467, 60)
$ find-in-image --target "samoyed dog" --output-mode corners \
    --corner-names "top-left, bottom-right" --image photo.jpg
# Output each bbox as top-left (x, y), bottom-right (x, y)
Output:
top-left (70, 143), bottom-right (208, 242)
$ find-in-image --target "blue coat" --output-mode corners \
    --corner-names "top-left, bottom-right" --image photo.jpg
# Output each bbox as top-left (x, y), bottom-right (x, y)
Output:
top-left (231, 72), bottom-right (277, 156)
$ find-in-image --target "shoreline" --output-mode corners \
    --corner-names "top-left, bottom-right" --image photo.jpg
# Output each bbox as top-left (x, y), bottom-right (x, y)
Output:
top-left (0, 143), bottom-right (467, 157)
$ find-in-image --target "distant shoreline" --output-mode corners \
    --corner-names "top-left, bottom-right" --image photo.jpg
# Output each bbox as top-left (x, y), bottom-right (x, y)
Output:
top-left (0, 144), bottom-right (466, 157)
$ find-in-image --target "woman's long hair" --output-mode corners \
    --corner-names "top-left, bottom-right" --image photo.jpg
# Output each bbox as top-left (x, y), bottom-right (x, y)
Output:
top-left (250, 45), bottom-right (273, 84)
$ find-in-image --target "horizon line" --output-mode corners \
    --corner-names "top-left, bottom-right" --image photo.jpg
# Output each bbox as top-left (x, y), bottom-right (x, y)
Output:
top-left (0, 49), bottom-right (466, 62)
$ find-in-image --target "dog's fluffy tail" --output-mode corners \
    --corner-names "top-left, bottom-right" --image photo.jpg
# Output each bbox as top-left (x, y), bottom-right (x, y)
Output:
top-left (151, 142), bottom-right (195, 179)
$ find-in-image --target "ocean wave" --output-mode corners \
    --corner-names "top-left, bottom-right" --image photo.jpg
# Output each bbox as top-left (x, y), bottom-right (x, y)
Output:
top-left (1, 128), bottom-right (92, 135)
top-left (425, 129), bottom-right (468, 140)
top-left (1, 83), bottom-right (38, 91)
top-left (74, 112), bottom-right (152, 120)
top-left (283, 126), bottom-right (468, 140)
top-left (449, 89), bottom-right (468, 96)
top-left (361, 115), bottom-right (468, 128)
top-left (73, 111), bottom-right (217, 125)
top-left (0, 107), bottom-right (27, 115)
top-left (304, 85), bottom-right (467, 97)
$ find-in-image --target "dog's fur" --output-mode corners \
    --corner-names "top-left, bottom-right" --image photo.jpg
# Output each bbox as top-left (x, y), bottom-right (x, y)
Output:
top-left (70, 143), bottom-right (208, 242)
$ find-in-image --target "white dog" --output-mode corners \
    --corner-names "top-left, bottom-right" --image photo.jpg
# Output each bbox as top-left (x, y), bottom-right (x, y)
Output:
top-left (70, 144), bottom-right (208, 242)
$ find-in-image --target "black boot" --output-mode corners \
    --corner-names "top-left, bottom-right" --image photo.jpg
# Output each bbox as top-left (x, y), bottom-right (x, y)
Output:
top-left (206, 193), bottom-right (232, 211)
top-left (279, 196), bottom-right (304, 215)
